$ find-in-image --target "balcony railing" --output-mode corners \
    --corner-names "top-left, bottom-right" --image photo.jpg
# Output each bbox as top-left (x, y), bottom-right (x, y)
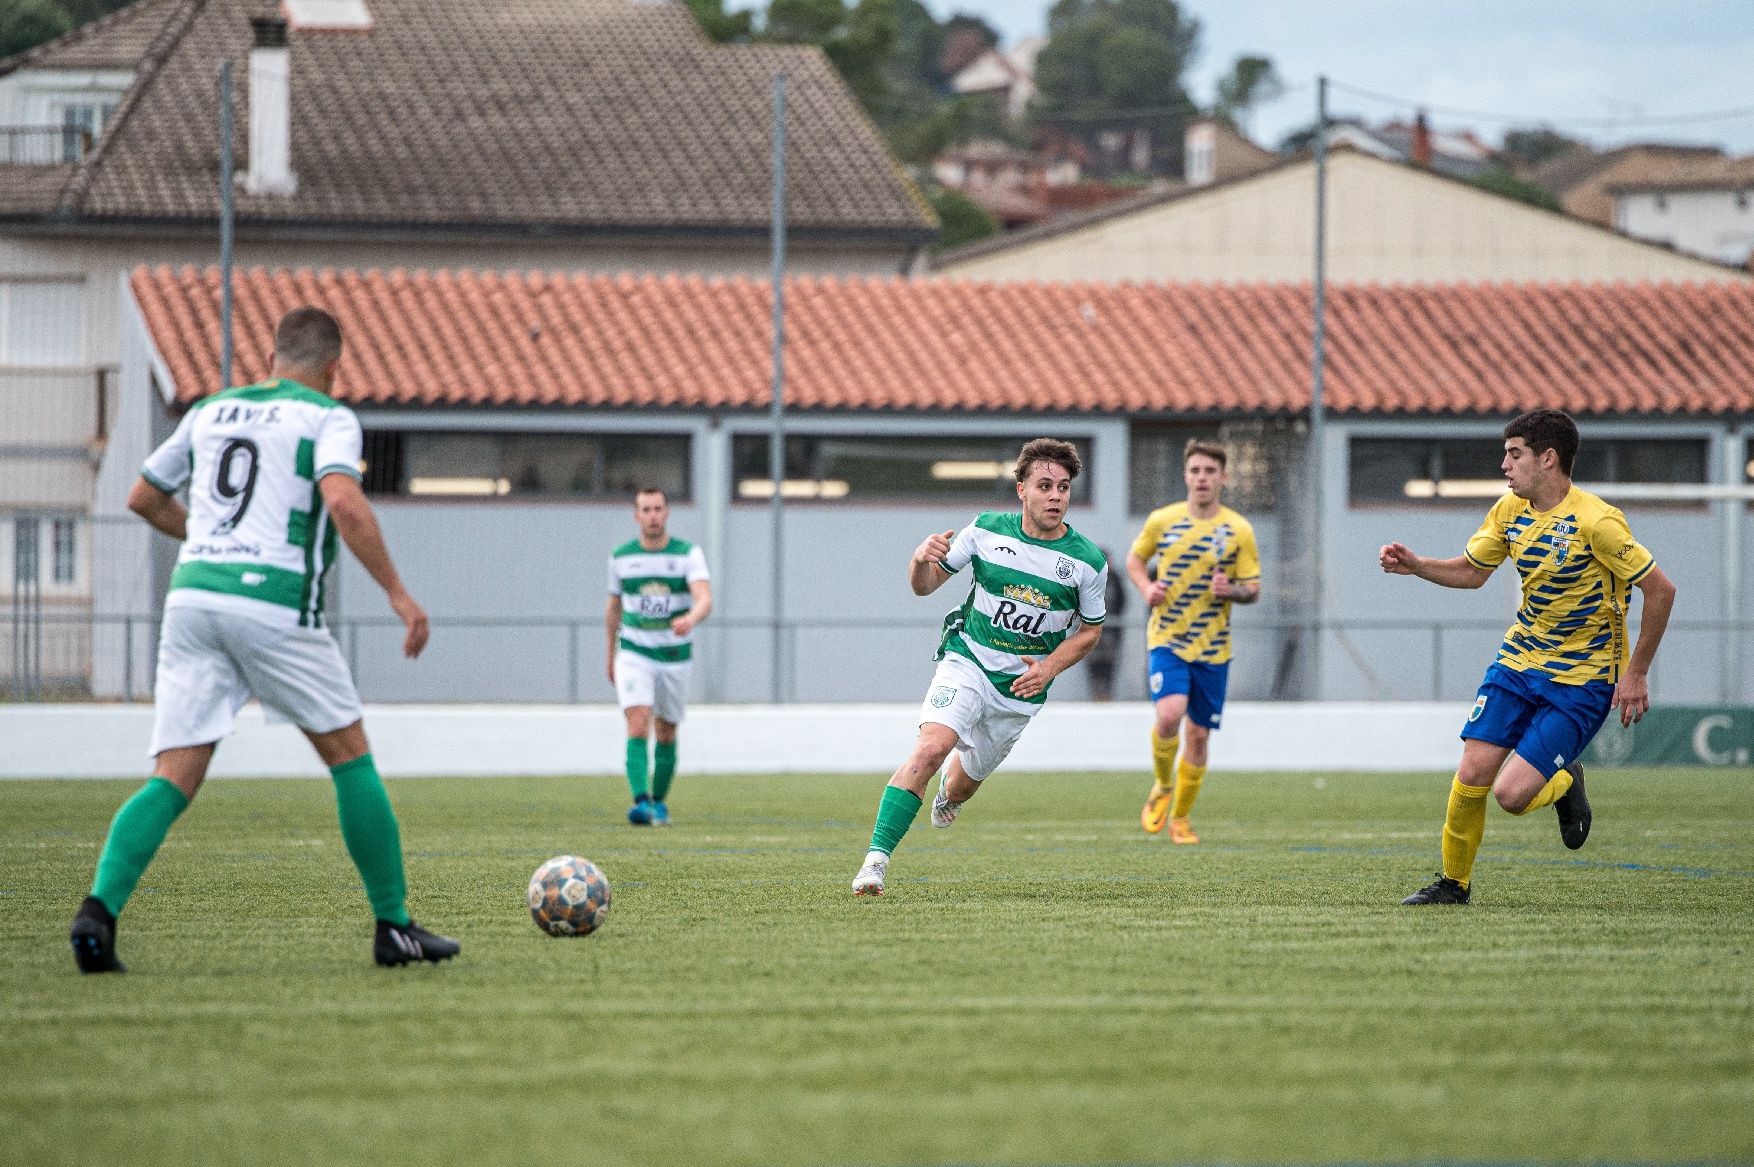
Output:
top-left (0, 125), bottom-right (93, 165)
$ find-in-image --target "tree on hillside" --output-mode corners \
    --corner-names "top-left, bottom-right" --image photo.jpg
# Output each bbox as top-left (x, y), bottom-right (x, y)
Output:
top-left (1471, 166), bottom-right (1563, 211)
top-left (1211, 54), bottom-right (1282, 136)
top-left (1032, 0), bottom-right (1200, 175)
top-left (763, 0), bottom-right (897, 113)
top-left (683, 0), bottom-right (755, 43)
top-left (1498, 126), bottom-right (1590, 170)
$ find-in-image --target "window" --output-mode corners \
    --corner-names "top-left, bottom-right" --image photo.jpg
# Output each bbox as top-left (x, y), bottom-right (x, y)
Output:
top-left (1349, 435), bottom-right (1709, 504)
top-left (0, 279), bottom-right (85, 366)
top-left (52, 518), bottom-right (77, 584)
top-left (13, 517), bottom-right (38, 584)
top-left (1130, 421), bottom-right (1282, 513)
top-left (730, 434), bottom-right (1093, 502)
top-left (362, 431), bottom-right (690, 500)
top-left (1573, 439), bottom-right (1707, 485)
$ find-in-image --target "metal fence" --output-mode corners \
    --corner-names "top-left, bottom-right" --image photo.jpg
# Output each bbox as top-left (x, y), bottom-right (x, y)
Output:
top-left (6, 607), bottom-right (1744, 706)
top-left (0, 126), bottom-right (93, 165)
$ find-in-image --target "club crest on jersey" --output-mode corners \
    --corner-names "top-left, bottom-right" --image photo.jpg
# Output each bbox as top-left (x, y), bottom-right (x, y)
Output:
top-left (1054, 556), bottom-right (1075, 580)
top-left (1002, 582), bottom-right (1051, 609)
top-left (929, 685), bottom-right (957, 708)
top-left (1469, 695), bottom-right (1487, 722)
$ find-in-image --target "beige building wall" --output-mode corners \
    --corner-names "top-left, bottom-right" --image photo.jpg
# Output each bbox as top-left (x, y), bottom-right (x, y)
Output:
top-left (942, 151), bottom-right (1748, 284)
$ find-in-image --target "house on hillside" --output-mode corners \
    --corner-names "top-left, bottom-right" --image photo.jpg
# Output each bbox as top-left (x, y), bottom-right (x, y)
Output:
top-left (1610, 153), bottom-right (1754, 268)
top-left (0, 0), bottom-right (933, 654)
top-left (1530, 142), bottom-right (1725, 228)
top-left (78, 265), bottom-right (1754, 708)
top-left (932, 144), bottom-right (1750, 283)
top-left (949, 36), bottom-right (1044, 123)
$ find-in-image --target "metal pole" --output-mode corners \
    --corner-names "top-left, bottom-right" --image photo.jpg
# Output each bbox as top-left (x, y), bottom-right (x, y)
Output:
top-left (1307, 75), bottom-right (1329, 701)
top-left (768, 72), bottom-right (788, 703)
top-left (219, 61), bottom-right (236, 391)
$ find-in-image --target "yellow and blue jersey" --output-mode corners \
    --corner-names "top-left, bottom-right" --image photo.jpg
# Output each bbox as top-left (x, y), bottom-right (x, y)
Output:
top-left (1131, 503), bottom-right (1260, 665)
top-left (1464, 486), bottom-right (1655, 686)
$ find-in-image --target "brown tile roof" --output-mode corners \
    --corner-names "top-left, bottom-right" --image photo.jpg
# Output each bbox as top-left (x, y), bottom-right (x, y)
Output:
top-left (1609, 153), bottom-right (1754, 193)
top-left (132, 264), bottom-right (1754, 418)
top-left (0, 0), bottom-right (182, 74)
top-left (3, 0), bottom-right (932, 242)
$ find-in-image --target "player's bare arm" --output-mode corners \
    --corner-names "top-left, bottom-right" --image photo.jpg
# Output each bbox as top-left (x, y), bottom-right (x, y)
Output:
top-left (1379, 543), bottom-right (1491, 589)
top-left (319, 474), bottom-right (429, 659)
top-left (604, 595), bottom-right (621, 683)
top-left (1211, 570), bottom-right (1260, 604)
top-left (1613, 565), bottom-right (1677, 727)
top-left (909, 529), bottom-right (955, 596)
top-left (672, 580), bottom-right (713, 637)
top-left (1126, 551), bottom-right (1168, 607)
top-left (127, 477), bottom-right (188, 540)
top-left (1012, 621), bottom-right (1103, 700)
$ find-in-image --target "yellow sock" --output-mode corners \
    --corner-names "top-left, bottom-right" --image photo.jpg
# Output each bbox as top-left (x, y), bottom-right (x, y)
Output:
top-left (1509, 768), bottom-right (1574, 816)
top-left (1150, 731), bottom-right (1179, 794)
top-left (1170, 758), bottom-right (1205, 819)
top-left (1441, 777), bottom-right (1492, 888)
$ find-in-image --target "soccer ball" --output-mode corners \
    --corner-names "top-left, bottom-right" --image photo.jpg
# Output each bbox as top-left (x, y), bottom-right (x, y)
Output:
top-left (528, 855), bottom-right (611, 937)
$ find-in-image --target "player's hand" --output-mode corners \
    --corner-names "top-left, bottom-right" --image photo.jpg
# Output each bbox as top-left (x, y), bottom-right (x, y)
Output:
top-left (1144, 580), bottom-right (1169, 607)
top-left (1011, 655), bottom-right (1056, 700)
top-left (671, 613), bottom-right (696, 637)
top-left (913, 529), bottom-right (955, 567)
top-left (1379, 542), bottom-right (1420, 575)
top-left (606, 656), bottom-right (616, 685)
top-left (1211, 569), bottom-right (1232, 598)
top-left (1613, 671), bottom-right (1651, 726)
top-left (390, 591), bottom-right (429, 659)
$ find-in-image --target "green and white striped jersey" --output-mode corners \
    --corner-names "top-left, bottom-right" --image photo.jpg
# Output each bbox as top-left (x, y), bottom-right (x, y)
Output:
top-left (609, 537), bottom-right (711, 663)
top-left (141, 378), bottom-right (362, 628)
top-left (938, 512), bottom-right (1108, 710)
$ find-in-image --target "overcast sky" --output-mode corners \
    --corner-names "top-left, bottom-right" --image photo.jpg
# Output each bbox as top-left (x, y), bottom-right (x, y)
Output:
top-left (946, 0), bottom-right (1754, 154)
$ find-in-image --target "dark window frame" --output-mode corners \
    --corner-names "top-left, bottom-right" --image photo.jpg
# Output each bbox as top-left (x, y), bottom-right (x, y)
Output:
top-left (361, 430), bottom-right (694, 502)
top-left (727, 432), bottom-right (1096, 505)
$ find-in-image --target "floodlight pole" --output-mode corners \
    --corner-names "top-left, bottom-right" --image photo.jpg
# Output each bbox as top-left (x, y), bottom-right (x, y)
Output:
top-left (1307, 75), bottom-right (1329, 700)
top-left (769, 71), bottom-right (788, 703)
top-left (218, 60), bottom-right (236, 391)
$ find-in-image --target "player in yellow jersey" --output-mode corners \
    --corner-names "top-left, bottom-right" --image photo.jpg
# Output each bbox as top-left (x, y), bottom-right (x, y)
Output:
top-left (1382, 409), bottom-right (1677, 905)
top-left (1128, 439), bottom-right (1260, 843)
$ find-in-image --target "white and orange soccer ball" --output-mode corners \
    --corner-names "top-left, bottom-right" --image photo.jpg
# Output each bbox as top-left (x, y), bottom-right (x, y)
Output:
top-left (527, 855), bottom-right (611, 937)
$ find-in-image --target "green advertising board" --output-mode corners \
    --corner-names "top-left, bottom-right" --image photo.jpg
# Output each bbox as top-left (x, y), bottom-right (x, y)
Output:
top-left (1584, 706), bottom-right (1754, 767)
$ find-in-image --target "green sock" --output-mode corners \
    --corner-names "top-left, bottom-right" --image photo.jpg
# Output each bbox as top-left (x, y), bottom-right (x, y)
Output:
top-left (90, 777), bottom-right (188, 916)
top-left (329, 753), bottom-right (409, 927)
top-left (868, 786), bottom-right (924, 856)
top-left (652, 740), bottom-right (677, 802)
top-left (625, 738), bottom-right (650, 800)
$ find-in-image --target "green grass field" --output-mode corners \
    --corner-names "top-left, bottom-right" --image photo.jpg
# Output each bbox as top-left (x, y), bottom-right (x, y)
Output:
top-left (4, 768), bottom-right (1752, 1167)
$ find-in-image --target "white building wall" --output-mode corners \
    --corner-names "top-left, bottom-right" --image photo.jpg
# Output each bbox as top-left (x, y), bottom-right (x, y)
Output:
top-left (1615, 188), bottom-right (1754, 267)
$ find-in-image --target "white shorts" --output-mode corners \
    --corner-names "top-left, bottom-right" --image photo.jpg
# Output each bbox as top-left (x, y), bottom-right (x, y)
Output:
top-left (918, 653), bottom-right (1037, 782)
top-left (150, 604), bottom-right (363, 756)
top-left (614, 649), bottom-right (691, 724)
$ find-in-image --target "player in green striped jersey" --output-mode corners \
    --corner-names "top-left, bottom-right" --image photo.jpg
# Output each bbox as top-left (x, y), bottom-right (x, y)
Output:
top-left (853, 439), bottom-right (1109, 896)
top-left (606, 488), bottom-right (712, 825)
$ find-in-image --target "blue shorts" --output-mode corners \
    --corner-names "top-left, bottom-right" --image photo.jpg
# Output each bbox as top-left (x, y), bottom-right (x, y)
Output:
top-left (1148, 647), bottom-right (1229, 730)
top-left (1461, 663), bottom-right (1613, 779)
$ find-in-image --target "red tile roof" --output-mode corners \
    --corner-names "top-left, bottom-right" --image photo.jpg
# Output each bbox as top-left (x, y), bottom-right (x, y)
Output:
top-left (132, 265), bottom-right (1754, 417)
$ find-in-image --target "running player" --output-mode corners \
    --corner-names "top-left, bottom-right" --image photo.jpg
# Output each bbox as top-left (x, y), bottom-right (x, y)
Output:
top-left (851, 438), bottom-right (1108, 896)
top-left (606, 488), bottom-right (711, 825)
top-left (1383, 409), bottom-right (1677, 905)
top-left (69, 307), bottom-right (458, 972)
top-left (1129, 439), bottom-right (1260, 844)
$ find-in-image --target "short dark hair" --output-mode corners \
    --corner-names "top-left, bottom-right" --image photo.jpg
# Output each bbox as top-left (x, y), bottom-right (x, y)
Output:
top-left (1503, 409), bottom-right (1579, 475)
top-left (1183, 438), bottom-right (1227, 469)
top-left (1014, 437), bottom-right (1082, 483)
top-left (634, 487), bottom-right (669, 505)
top-left (274, 307), bottom-right (343, 368)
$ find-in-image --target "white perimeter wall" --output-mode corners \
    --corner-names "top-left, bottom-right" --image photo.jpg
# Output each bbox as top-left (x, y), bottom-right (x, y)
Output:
top-left (0, 701), bottom-right (1464, 778)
